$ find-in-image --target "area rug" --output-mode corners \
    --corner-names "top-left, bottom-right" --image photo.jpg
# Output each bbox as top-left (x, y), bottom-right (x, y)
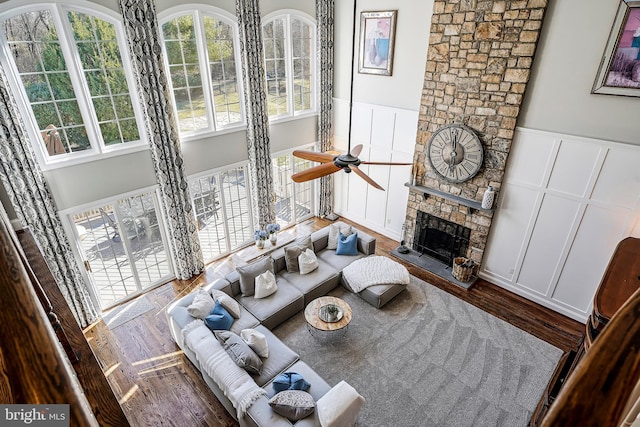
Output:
top-left (272, 276), bottom-right (562, 427)
top-left (102, 296), bottom-right (154, 329)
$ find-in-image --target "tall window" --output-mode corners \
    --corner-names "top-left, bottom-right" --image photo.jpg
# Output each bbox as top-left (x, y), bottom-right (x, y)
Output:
top-left (160, 10), bottom-right (244, 136)
top-left (263, 13), bottom-right (316, 119)
top-left (0, 6), bottom-right (145, 165)
top-left (272, 149), bottom-right (314, 228)
top-left (189, 165), bottom-right (253, 262)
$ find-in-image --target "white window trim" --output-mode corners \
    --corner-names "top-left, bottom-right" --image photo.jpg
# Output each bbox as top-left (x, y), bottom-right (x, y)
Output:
top-left (262, 10), bottom-right (318, 123)
top-left (158, 5), bottom-right (246, 140)
top-left (0, 1), bottom-right (148, 171)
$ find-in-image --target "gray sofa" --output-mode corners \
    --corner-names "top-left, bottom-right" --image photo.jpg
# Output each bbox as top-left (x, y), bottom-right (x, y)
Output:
top-left (166, 222), bottom-right (381, 426)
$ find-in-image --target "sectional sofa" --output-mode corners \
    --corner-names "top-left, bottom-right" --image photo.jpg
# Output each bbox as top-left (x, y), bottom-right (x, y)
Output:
top-left (167, 222), bottom-right (407, 426)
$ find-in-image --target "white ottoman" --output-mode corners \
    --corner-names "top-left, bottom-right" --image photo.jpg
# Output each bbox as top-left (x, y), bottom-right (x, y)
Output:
top-left (341, 256), bottom-right (410, 308)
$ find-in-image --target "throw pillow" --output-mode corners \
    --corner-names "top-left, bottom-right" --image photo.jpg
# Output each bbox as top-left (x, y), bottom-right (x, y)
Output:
top-left (254, 270), bottom-right (278, 299)
top-left (240, 328), bottom-right (269, 358)
top-left (268, 390), bottom-right (315, 422)
top-left (210, 289), bottom-right (241, 319)
top-left (186, 289), bottom-right (215, 319)
top-left (204, 301), bottom-right (234, 331)
top-left (336, 232), bottom-right (359, 256)
top-left (272, 372), bottom-right (311, 393)
top-left (214, 330), bottom-right (263, 375)
top-left (284, 236), bottom-right (313, 273)
top-left (298, 248), bottom-right (319, 275)
top-left (327, 223), bottom-right (353, 250)
top-left (237, 256), bottom-right (274, 297)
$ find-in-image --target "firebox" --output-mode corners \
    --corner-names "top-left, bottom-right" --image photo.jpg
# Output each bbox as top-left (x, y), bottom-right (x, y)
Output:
top-left (413, 211), bottom-right (471, 266)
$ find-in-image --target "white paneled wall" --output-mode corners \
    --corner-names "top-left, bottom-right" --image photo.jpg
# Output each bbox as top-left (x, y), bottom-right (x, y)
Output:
top-left (333, 100), bottom-right (416, 240)
top-left (481, 128), bottom-right (640, 322)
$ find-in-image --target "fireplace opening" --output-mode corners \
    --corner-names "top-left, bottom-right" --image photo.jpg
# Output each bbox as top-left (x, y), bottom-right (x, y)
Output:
top-left (413, 211), bottom-right (471, 266)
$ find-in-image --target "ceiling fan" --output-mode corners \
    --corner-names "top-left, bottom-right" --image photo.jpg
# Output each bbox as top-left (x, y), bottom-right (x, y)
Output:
top-left (291, 1), bottom-right (411, 191)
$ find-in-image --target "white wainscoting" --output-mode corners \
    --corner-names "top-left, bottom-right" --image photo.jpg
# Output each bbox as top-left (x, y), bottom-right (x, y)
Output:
top-left (332, 100), bottom-right (417, 240)
top-left (481, 128), bottom-right (640, 323)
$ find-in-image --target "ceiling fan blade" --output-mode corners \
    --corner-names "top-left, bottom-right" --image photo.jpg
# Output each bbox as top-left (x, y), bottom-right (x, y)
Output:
top-left (350, 144), bottom-right (363, 157)
top-left (360, 161), bottom-right (413, 166)
top-left (292, 162), bottom-right (341, 182)
top-left (350, 165), bottom-right (385, 190)
top-left (292, 150), bottom-right (335, 163)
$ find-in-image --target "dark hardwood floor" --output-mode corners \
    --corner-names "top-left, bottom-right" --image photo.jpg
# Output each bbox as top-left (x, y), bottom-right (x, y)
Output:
top-left (84, 217), bottom-right (584, 426)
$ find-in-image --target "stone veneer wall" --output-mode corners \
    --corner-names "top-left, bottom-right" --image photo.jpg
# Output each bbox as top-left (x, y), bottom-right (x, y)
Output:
top-left (406, 0), bottom-right (548, 265)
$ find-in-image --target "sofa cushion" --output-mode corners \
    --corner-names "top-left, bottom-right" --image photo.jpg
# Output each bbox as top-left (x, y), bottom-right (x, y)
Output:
top-left (254, 270), bottom-right (278, 299)
top-left (264, 361), bottom-right (331, 400)
top-left (250, 325), bottom-right (299, 387)
top-left (280, 263), bottom-right (340, 304)
top-left (336, 232), bottom-right (358, 255)
top-left (327, 223), bottom-right (353, 250)
top-left (316, 249), bottom-right (366, 272)
top-left (272, 372), bottom-right (311, 393)
top-left (238, 256), bottom-right (274, 297)
top-left (284, 236), bottom-right (313, 273)
top-left (240, 328), bottom-right (269, 358)
top-left (210, 289), bottom-right (241, 318)
top-left (237, 281), bottom-right (304, 330)
top-left (214, 330), bottom-right (263, 375)
top-left (298, 248), bottom-right (319, 275)
top-left (204, 301), bottom-right (234, 331)
top-left (187, 289), bottom-right (216, 319)
top-left (269, 390), bottom-right (315, 421)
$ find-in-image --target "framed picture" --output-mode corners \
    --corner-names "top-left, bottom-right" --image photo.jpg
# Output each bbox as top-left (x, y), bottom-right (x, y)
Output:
top-left (358, 10), bottom-right (397, 76)
top-left (593, 1), bottom-right (640, 96)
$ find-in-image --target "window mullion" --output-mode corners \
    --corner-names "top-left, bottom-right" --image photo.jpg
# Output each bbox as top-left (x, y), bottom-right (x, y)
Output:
top-left (55, 4), bottom-right (103, 152)
top-left (283, 16), bottom-right (294, 116)
top-left (195, 11), bottom-right (216, 131)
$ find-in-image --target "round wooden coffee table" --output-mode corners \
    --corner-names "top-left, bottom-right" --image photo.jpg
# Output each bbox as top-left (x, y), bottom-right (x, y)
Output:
top-left (304, 296), bottom-right (352, 338)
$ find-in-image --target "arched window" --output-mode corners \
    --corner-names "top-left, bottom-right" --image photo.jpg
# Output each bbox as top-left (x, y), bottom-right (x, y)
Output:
top-left (262, 12), bottom-right (316, 119)
top-left (0, 4), bottom-right (146, 167)
top-left (159, 8), bottom-right (244, 138)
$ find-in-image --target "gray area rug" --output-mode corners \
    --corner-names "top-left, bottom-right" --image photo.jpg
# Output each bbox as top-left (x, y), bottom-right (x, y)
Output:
top-left (102, 296), bottom-right (154, 329)
top-left (273, 276), bottom-right (562, 427)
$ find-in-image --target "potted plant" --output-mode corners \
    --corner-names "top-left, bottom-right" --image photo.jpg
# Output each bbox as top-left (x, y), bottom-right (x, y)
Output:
top-left (266, 223), bottom-right (280, 245)
top-left (254, 230), bottom-right (268, 249)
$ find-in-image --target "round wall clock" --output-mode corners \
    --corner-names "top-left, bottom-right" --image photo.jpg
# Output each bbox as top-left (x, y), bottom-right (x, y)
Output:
top-left (427, 124), bottom-right (484, 183)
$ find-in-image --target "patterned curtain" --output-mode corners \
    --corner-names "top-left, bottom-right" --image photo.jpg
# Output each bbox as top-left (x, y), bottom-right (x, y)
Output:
top-left (0, 65), bottom-right (98, 327)
top-left (119, 0), bottom-right (204, 280)
top-left (236, 0), bottom-right (275, 230)
top-left (316, 0), bottom-right (335, 218)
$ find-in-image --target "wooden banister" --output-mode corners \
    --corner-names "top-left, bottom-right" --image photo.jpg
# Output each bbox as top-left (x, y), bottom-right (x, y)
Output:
top-left (0, 215), bottom-right (98, 425)
top-left (542, 286), bottom-right (640, 426)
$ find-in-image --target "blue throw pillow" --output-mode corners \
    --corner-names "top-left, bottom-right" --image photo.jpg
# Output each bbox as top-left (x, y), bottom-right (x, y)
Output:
top-left (204, 301), bottom-right (234, 331)
top-left (336, 232), bottom-right (358, 256)
top-left (273, 372), bottom-right (311, 393)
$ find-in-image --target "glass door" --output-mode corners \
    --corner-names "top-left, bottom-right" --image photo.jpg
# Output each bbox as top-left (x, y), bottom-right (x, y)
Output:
top-left (70, 190), bottom-right (173, 310)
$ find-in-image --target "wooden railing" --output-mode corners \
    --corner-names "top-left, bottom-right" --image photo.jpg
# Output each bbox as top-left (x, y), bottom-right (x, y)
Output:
top-left (542, 286), bottom-right (640, 426)
top-left (0, 213), bottom-right (98, 425)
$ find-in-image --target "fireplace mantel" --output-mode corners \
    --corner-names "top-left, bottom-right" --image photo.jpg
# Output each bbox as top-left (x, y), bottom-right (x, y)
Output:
top-left (405, 183), bottom-right (493, 214)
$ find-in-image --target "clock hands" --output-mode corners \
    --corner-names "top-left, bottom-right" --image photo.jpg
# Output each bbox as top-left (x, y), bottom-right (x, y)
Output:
top-left (449, 128), bottom-right (458, 171)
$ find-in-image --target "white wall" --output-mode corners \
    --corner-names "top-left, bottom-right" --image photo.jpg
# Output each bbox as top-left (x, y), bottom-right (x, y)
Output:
top-left (481, 128), bottom-right (640, 322)
top-left (519, 0), bottom-right (640, 145)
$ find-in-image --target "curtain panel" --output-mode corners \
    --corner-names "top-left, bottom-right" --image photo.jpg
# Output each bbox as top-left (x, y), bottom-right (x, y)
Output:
top-left (119, 0), bottom-right (204, 280)
top-left (316, 0), bottom-right (335, 218)
top-left (236, 0), bottom-right (275, 230)
top-left (0, 65), bottom-right (98, 327)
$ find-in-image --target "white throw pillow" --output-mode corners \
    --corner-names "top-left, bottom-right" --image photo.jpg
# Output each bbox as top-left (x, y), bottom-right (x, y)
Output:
top-left (317, 380), bottom-right (365, 427)
top-left (240, 328), bottom-right (269, 358)
top-left (210, 289), bottom-right (242, 319)
top-left (328, 223), bottom-right (353, 250)
top-left (186, 289), bottom-right (215, 319)
top-left (298, 248), bottom-right (319, 275)
top-left (254, 270), bottom-right (278, 299)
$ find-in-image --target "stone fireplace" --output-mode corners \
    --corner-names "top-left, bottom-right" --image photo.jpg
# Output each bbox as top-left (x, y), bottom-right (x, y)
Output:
top-left (401, 0), bottom-right (549, 283)
top-left (413, 211), bottom-right (471, 266)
